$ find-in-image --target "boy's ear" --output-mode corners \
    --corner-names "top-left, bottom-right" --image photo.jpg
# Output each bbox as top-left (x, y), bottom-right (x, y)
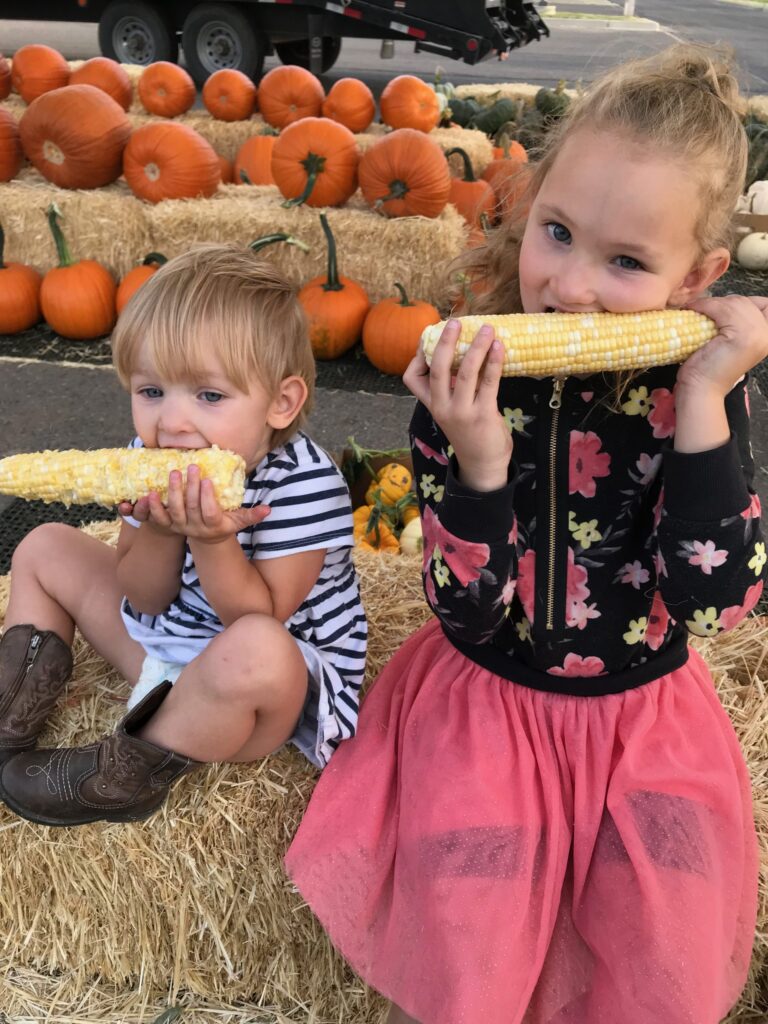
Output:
top-left (267, 375), bottom-right (309, 428)
top-left (669, 247), bottom-right (731, 305)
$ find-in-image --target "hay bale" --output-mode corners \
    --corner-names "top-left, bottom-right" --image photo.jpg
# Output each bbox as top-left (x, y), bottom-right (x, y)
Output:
top-left (0, 169), bottom-right (153, 277)
top-left (145, 186), bottom-right (468, 305)
top-left (0, 521), bottom-right (765, 1022)
top-left (453, 81), bottom-right (579, 107)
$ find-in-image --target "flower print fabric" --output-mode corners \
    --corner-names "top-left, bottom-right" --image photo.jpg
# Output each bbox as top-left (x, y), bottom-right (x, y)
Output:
top-left (411, 366), bottom-right (767, 694)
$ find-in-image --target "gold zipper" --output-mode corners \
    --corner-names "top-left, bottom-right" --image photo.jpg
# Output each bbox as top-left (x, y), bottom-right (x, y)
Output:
top-left (546, 377), bottom-right (565, 631)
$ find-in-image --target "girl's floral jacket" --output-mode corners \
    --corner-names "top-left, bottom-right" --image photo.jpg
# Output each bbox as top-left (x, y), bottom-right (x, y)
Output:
top-left (412, 366), bottom-right (767, 696)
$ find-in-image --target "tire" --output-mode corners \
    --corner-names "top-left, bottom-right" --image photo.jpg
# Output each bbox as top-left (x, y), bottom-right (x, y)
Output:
top-left (274, 36), bottom-right (342, 74)
top-left (181, 3), bottom-right (266, 87)
top-left (98, 1), bottom-right (178, 65)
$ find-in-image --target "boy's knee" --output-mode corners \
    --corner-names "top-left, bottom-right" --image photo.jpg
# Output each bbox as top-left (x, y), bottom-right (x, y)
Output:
top-left (11, 522), bottom-right (75, 574)
top-left (205, 615), bottom-right (301, 703)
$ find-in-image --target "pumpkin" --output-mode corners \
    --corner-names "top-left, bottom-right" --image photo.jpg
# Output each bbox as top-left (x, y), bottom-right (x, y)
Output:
top-left (123, 122), bottom-right (221, 203)
top-left (398, 515), bottom-right (422, 555)
top-left (401, 503), bottom-right (420, 526)
top-left (234, 132), bottom-right (276, 185)
top-left (491, 130), bottom-right (527, 163)
top-left (0, 108), bottom-right (23, 182)
top-left (353, 505), bottom-right (400, 553)
top-left (322, 78), bottom-right (375, 133)
top-left (358, 128), bottom-right (451, 219)
top-left (257, 65), bottom-right (324, 129)
top-left (365, 462), bottom-right (413, 506)
top-left (138, 61), bottom-right (196, 118)
top-left (116, 252), bottom-right (167, 315)
top-left (218, 153), bottom-right (234, 183)
top-left (445, 146), bottom-right (496, 227)
top-left (271, 116), bottom-right (358, 208)
top-left (0, 55), bottom-right (11, 101)
top-left (482, 139), bottom-right (531, 221)
top-left (19, 84), bottom-right (131, 189)
top-left (380, 75), bottom-right (440, 133)
top-left (11, 44), bottom-right (70, 104)
top-left (69, 57), bottom-right (132, 111)
top-left (736, 232), bottom-right (768, 271)
top-left (0, 222), bottom-right (42, 333)
top-left (362, 282), bottom-right (440, 376)
top-left (40, 203), bottom-right (116, 339)
top-left (298, 212), bottom-right (370, 360)
top-left (202, 69), bottom-right (258, 121)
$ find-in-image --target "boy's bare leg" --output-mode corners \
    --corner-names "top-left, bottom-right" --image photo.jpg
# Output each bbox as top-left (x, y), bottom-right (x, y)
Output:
top-left (387, 1006), bottom-right (421, 1024)
top-left (5, 523), bottom-right (145, 682)
top-left (137, 613), bottom-right (310, 762)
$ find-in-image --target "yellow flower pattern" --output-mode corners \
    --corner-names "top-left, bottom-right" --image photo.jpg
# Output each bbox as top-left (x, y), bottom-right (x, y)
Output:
top-left (621, 386), bottom-right (651, 417)
top-left (420, 473), bottom-right (444, 503)
top-left (686, 607), bottom-right (721, 637)
top-left (622, 617), bottom-right (648, 645)
top-left (748, 542), bottom-right (766, 577)
top-left (569, 515), bottom-right (602, 550)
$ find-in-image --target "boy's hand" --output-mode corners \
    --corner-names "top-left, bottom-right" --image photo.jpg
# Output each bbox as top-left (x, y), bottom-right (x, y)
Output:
top-left (118, 465), bottom-right (270, 541)
top-left (403, 319), bottom-right (512, 492)
top-left (679, 295), bottom-right (768, 396)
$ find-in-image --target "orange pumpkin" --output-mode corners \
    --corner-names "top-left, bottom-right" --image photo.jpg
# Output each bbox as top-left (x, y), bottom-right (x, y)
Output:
top-left (0, 222), bottom-right (42, 333)
top-left (490, 134), bottom-right (527, 164)
top-left (138, 61), bottom-right (196, 118)
top-left (19, 84), bottom-right (131, 189)
top-left (322, 78), bottom-right (375, 134)
top-left (202, 68), bottom-right (257, 121)
top-left (257, 65), bottom-right (324, 129)
top-left (298, 213), bottom-right (370, 360)
top-left (358, 128), bottom-right (451, 219)
top-left (11, 44), bottom-right (70, 104)
top-left (482, 141), bottom-right (531, 221)
top-left (123, 122), bottom-right (221, 203)
top-left (0, 55), bottom-right (11, 101)
top-left (116, 252), bottom-right (167, 315)
top-left (40, 203), bottom-right (116, 339)
top-left (0, 109), bottom-right (23, 182)
top-left (445, 146), bottom-right (495, 227)
top-left (69, 57), bottom-right (132, 111)
top-left (380, 75), bottom-right (440, 133)
top-left (218, 153), bottom-right (234, 183)
top-left (271, 116), bottom-right (358, 208)
top-left (362, 282), bottom-right (440, 376)
top-left (234, 132), bottom-right (276, 185)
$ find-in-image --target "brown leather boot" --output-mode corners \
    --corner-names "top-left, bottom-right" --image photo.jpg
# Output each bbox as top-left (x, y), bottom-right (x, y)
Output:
top-left (0, 681), bottom-right (200, 826)
top-left (0, 624), bottom-right (74, 766)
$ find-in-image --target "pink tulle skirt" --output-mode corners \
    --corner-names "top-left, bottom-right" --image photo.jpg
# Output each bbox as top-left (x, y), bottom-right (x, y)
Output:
top-left (285, 619), bottom-right (758, 1024)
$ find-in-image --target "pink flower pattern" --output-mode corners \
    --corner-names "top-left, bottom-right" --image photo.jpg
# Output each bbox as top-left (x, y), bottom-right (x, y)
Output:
top-left (686, 540), bottom-right (728, 575)
top-left (719, 581), bottom-right (764, 631)
top-left (741, 493), bottom-right (761, 521)
top-left (647, 387), bottom-right (675, 439)
top-left (422, 504), bottom-right (491, 587)
top-left (548, 653), bottom-right (606, 677)
top-left (569, 431), bottom-right (611, 498)
top-left (645, 591), bottom-right (671, 651)
top-left (620, 560), bottom-right (650, 589)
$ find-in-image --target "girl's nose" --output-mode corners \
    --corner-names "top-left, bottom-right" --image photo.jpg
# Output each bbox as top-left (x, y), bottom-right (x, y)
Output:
top-left (553, 258), bottom-right (598, 309)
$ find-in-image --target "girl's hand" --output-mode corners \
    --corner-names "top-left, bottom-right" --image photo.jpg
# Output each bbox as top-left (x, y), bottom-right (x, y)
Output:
top-left (679, 295), bottom-right (768, 397)
top-left (118, 466), bottom-right (270, 542)
top-left (403, 319), bottom-right (512, 491)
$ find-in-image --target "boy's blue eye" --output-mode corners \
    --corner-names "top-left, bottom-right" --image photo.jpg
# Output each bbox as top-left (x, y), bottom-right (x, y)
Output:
top-left (615, 254), bottom-right (643, 271)
top-left (547, 222), bottom-right (571, 244)
top-left (200, 391), bottom-right (224, 404)
top-left (138, 386), bottom-right (163, 399)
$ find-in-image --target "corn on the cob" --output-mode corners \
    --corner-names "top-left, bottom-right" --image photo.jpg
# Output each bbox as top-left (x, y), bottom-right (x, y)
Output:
top-left (420, 310), bottom-right (717, 377)
top-left (0, 446), bottom-right (246, 509)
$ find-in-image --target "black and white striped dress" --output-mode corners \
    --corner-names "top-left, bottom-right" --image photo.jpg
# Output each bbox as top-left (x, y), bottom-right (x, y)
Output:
top-left (120, 432), bottom-right (367, 767)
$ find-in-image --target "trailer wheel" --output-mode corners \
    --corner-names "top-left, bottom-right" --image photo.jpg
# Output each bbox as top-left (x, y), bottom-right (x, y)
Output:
top-left (274, 36), bottom-right (342, 74)
top-left (98, 1), bottom-right (178, 65)
top-left (181, 3), bottom-right (266, 86)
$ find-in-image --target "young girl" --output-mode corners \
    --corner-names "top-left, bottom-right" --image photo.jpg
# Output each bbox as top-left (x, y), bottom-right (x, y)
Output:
top-left (0, 245), bottom-right (367, 826)
top-left (285, 44), bottom-right (768, 1023)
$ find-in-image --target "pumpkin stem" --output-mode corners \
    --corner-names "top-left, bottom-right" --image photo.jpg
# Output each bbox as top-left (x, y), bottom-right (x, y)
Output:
top-left (393, 282), bottom-right (414, 307)
top-left (282, 152), bottom-right (326, 208)
top-left (46, 203), bottom-right (74, 269)
top-left (0, 223), bottom-right (5, 269)
top-left (249, 232), bottom-right (310, 254)
top-left (319, 213), bottom-right (344, 292)
top-left (239, 169), bottom-right (253, 184)
top-left (375, 179), bottom-right (409, 207)
top-left (445, 147), bottom-right (476, 183)
top-left (142, 252), bottom-right (167, 266)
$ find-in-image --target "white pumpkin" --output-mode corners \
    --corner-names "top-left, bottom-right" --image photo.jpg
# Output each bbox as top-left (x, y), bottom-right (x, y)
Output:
top-left (736, 231), bottom-right (768, 270)
top-left (399, 516), bottom-right (423, 556)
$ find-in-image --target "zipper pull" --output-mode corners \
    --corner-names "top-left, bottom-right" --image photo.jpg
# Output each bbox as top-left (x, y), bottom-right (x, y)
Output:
top-left (549, 377), bottom-right (565, 410)
top-left (25, 631), bottom-right (41, 674)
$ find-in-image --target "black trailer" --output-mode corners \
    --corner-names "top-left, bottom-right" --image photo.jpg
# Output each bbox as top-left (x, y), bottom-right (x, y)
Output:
top-left (3, 1), bottom-right (548, 85)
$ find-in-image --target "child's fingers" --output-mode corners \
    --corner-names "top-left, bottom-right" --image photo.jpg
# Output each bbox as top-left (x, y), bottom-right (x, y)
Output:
top-left (474, 338), bottom-right (505, 403)
top-left (199, 477), bottom-right (222, 525)
top-left (165, 470), bottom-right (186, 525)
top-left (402, 348), bottom-right (430, 403)
top-left (147, 490), bottom-right (172, 528)
top-left (184, 464), bottom-right (201, 516)
top-left (451, 325), bottom-right (497, 404)
top-left (427, 319), bottom-right (461, 407)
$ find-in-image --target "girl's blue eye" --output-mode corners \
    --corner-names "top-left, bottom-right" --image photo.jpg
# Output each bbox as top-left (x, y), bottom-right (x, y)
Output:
top-left (139, 386), bottom-right (163, 399)
top-left (547, 222), bottom-right (571, 244)
top-left (615, 254), bottom-right (643, 271)
top-left (200, 391), bottom-right (224, 404)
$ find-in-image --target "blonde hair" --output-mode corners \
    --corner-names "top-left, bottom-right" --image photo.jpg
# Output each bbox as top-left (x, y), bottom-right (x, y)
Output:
top-left (112, 244), bottom-right (315, 448)
top-left (448, 42), bottom-right (748, 319)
